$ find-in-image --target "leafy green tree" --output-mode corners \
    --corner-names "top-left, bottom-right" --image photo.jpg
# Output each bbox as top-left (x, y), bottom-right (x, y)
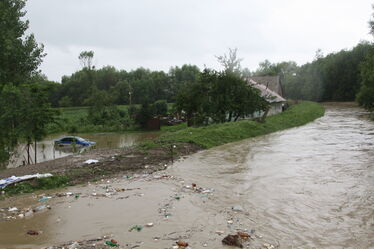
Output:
top-left (254, 60), bottom-right (298, 77)
top-left (0, 0), bottom-right (45, 88)
top-left (168, 64), bottom-right (200, 101)
top-left (216, 48), bottom-right (243, 76)
top-left (79, 50), bottom-right (94, 70)
top-left (153, 100), bottom-right (168, 116)
top-left (0, 0), bottom-right (52, 165)
top-left (59, 96), bottom-right (72, 107)
top-left (0, 85), bottom-right (24, 164)
top-left (175, 69), bottom-right (268, 126)
top-left (281, 42), bottom-right (371, 101)
top-left (21, 84), bottom-right (59, 162)
top-left (0, 84), bottom-right (58, 165)
top-left (356, 49), bottom-right (374, 110)
top-left (370, 5), bottom-right (374, 37)
top-left (135, 102), bottom-right (155, 128)
top-left (356, 7), bottom-right (374, 111)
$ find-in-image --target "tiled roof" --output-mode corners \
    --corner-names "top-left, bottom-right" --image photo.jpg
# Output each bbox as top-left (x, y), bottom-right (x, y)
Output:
top-left (248, 79), bottom-right (286, 103)
top-left (249, 76), bottom-right (283, 97)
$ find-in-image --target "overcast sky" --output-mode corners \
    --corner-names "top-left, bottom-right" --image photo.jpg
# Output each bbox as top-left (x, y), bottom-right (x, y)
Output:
top-left (25, 0), bottom-right (373, 82)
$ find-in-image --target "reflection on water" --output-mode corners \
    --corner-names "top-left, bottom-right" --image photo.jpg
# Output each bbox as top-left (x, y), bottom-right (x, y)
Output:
top-left (7, 132), bottom-right (159, 168)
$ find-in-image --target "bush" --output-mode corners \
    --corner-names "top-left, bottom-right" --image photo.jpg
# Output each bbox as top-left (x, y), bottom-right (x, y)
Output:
top-left (153, 100), bottom-right (168, 116)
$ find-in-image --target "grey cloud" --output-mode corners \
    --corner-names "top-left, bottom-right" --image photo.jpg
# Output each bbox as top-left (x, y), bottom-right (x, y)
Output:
top-left (25, 0), bottom-right (373, 81)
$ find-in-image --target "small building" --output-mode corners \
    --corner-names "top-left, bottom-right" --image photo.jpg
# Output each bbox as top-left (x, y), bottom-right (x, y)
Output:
top-left (247, 78), bottom-right (286, 117)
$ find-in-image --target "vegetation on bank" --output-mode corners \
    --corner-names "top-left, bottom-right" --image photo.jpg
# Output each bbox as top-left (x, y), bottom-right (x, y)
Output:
top-left (1, 176), bottom-right (70, 198)
top-left (157, 101), bottom-right (324, 149)
top-left (1, 102), bottom-right (323, 198)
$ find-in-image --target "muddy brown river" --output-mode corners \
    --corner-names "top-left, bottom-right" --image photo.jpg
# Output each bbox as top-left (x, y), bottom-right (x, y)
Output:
top-left (0, 103), bottom-right (373, 248)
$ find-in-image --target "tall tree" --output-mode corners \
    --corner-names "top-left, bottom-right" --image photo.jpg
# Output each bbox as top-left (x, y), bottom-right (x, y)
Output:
top-left (78, 50), bottom-right (94, 70)
top-left (216, 48), bottom-right (243, 76)
top-left (356, 6), bottom-right (374, 111)
top-left (0, 0), bottom-right (45, 88)
top-left (0, 0), bottom-right (53, 166)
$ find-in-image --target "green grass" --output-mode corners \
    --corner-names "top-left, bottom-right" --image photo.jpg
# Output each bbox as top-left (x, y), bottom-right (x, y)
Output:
top-left (47, 104), bottom-right (177, 134)
top-left (158, 101), bottom-right (325, 149)
top-left (2, 175), bottom-right (70, 196)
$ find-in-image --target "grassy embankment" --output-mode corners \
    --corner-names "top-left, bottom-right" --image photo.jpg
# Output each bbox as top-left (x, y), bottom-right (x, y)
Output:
top-left (1, 101), bottom-right (323, 198)
top-left (157, 101), bottom-right (325, 148)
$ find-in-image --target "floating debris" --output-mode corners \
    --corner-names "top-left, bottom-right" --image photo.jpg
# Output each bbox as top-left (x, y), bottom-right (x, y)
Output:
top-left (129, 225), bottom-right (143, 232)
top-left (232, 205), bottom-right (244, 212)
top-left (27, 230), bottom-right (39, 236)
top-left (145, 222), bottom-right (154, 227)
top-left (222, 234), bottom-right (243, 248)
top-left (176, 240), bottom-right (189, 248)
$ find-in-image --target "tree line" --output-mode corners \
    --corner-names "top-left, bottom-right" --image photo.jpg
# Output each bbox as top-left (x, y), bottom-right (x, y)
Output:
top-left (45, 62), bottom-right (200, 108)
top-left (253, 42), bottom-right (373, 106)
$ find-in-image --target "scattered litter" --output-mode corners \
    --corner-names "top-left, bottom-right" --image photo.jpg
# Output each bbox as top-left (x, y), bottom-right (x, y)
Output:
top-left (105, 240), bottom-right (119, 247)
top-left (176, 240), bottom-right (189, 247)
top-left (43, 235), bottom-right (115, 249)
top-left (232, 205), bottom-right (244, 212)
top-left (27, 230), bottom-right (39, 235)
top-left (145, 223), bottom-right (154, 227)
top-left (34, 205), bottom-right (47, 212)
top-left (237, 232), bottom-right (250, 240)
top-left (24, 210), bottom-right (33, 217)
top-left (175, 196), bottom-right (181, 200)
top-left (39, 196), bottom-right (52, 202)
top-left (222, 234), bottom-right (243, 248)
top-left (68, 242), bottom-right (79, 249)
top-left (153, 174), bottom-right (173, 179)
top-left (0, 173), bottom-right (53, 189)
top-left (216, 230), bottom-right (225, 235)
top-left (129, 225), bottom-right (143, 232)
top-left (263, 243), bottom-right (275, 249)
top-left (84, 159), bottom-right (99, 164)
top-left (8, 207), bottom-right (18, 212)
top-left (227, 220), bottom-right (234, 224)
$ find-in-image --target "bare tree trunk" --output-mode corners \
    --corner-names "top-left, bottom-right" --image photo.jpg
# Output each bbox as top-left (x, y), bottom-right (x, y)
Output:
top-left (34, 140), bottom-right (37, 164)
top-left (27, 143), bottom-right (30, 165)
top-left (260, 108), bottom-right (270, 123)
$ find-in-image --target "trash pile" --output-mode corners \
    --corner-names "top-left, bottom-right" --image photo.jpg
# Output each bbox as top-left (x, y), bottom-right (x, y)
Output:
top-left (0, 173), bottom-right (53, 189)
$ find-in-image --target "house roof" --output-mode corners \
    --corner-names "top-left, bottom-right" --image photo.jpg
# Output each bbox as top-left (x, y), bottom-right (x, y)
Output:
top-left (249, 75), bottom-right (284, 97)
top-left (248, 79), bottom-right (286, 103)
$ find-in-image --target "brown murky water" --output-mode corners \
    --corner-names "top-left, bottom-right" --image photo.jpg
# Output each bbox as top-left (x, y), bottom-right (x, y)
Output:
top-left (7, 133), bottom-right (160, 168)
top-left (0, 103), bottom-right (373, 248)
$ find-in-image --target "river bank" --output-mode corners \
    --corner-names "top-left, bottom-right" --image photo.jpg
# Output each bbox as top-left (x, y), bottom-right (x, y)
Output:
top-left (0, 101), bottom-right (324, 197)
top-left (0, 102), bottom-right (372, 249)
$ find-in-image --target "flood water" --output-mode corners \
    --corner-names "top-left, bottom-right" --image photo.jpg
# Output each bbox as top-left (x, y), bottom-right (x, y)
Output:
top-left (7, 132), bottom-right (160, 168)
top-left (169, 103), bottom-right (374, 248)
top-left (0, 103), bottom-right (373, 248)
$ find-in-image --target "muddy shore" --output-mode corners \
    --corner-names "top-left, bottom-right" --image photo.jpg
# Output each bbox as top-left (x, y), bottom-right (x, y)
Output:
top-left (0, 142), bottom-right (201, 186)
